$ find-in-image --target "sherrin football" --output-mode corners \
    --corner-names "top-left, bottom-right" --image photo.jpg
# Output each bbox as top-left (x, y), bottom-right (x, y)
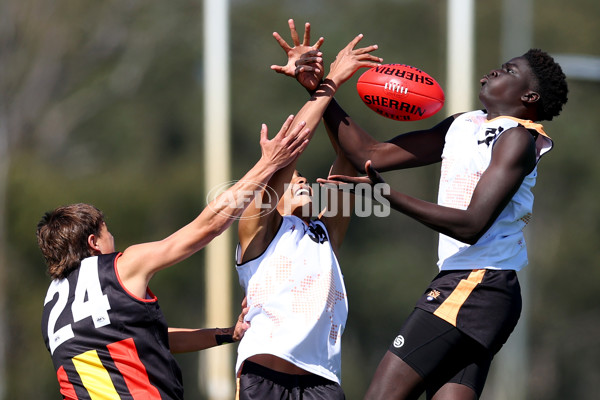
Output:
top-left (357, 64), bottom-right (445, 121)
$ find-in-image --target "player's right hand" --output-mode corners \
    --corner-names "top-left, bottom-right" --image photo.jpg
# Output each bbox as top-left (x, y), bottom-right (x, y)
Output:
top-left (271, 19), bottom-right (324, 91)
top-left (259, 115), bottom-right (311, 170)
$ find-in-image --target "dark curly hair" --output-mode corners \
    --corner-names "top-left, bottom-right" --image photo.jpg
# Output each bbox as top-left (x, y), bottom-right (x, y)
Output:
top-left (522, 49), bottom-right (569, 121)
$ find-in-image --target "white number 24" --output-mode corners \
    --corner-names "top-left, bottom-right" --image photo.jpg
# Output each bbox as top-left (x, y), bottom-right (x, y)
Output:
top-left (44, 257), bottom-right (112, 354)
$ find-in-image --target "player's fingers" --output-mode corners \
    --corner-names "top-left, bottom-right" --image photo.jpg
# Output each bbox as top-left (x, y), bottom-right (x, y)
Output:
top-left (277, 114), bottom-right (295, 137)
top-left (354, 44), bottom-right (380, 56)
top-left (288, 19), bottom-right (300, 45)
top-left (318, 180), bottom-right (357, 194)
top-left (296, 57), bottom-right (323, 72)
top-left (316, 178), bottom-right (339, 186)
top-left (296, 50), bottom-right (322, 65)
top-left (295, 65), bottom-right (321, 74)
top-left (285, 124), bottom-right (310, 152)
top-left (297, 126), bottom-right (311, 143)
top-left (346, 33), bottom-right (365, 50)
top-left (356, 55), bottom-right (383, 64)
top-left (270, 65), bottom-right (287, 74)
top-left (272, 32), bottom-right (292, 52)
top-left (259, 123), bottom-right (268, 142)
top-left (302, 22), bottom-right (311, 46)
top-left (289, 136), bottom-right (310, 158)
top-left (313, 36), bottom-right (325, 49)
top-left (319, 175), bottom-right (351, 184)
top-left (286, 122), bottom-right (308, 145)
top-left (365, 160), bottom-right (384, 183)
top-left (283, 122), bottom-right (310, 149)
top-left (355, 59), bottom-right (383, 70)
top-left (355, 45), bottom-right (379, 55)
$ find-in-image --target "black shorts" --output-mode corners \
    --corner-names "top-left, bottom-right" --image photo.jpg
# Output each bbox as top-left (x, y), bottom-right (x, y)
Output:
top-left (388, 308), bottom-right (492, 397)
top-left (415, 269), bottom-right (522, 353)
top-left (236, 360), bottom-right (345, 400)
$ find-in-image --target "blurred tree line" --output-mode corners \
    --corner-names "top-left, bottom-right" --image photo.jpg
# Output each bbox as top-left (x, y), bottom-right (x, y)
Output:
top-left (1, 0), bottom-right (598, 399)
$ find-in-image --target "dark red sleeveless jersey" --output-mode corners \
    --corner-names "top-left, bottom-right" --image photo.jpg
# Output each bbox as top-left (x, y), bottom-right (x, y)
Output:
top-left (41, 253), bottom-right (184, 399)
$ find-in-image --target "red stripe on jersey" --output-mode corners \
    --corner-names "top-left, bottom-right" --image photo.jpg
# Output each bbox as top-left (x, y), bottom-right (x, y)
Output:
top-left (57, 365), bottom-right (78, 399)
top-left (107, 338), bottom-right (161, 399)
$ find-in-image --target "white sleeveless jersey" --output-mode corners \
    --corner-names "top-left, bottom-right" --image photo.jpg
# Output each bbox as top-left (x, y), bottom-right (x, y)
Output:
top-left (235, 215), bottom-right (348, 384)
top-left (437, 110), bottom-right (552, 271)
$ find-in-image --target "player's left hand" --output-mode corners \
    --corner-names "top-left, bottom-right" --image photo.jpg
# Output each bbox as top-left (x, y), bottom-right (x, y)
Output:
top-left (326, 34), bottom-right (382, 88)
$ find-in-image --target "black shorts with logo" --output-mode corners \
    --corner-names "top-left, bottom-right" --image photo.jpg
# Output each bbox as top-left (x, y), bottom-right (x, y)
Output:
top-left (388, 269), bottom-right (522, 397)
top-left (415, 269), bottom-right (522, 353)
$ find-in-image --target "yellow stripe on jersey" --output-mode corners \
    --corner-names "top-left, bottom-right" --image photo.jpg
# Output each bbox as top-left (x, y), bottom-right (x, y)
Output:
top-left (72, 349), bottom-right (120, 400)
top-left (434, 269), bottom-right (486, 326)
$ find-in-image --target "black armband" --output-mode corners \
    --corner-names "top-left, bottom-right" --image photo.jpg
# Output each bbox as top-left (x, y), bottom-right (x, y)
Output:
top-left (215, 328), bottom-right (234, 345)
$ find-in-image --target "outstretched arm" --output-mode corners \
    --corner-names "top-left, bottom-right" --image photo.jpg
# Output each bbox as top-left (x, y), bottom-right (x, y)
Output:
top-left (115, 119), bottom-right (311, 298)
top-left (238, 33), bottom-right (381, 263)
top-left (319, 127), bottom-right (537, 244)
top-left (169, 298), bottom-right (250, 353)
top-left (322, 100), bottom-right (455, 173)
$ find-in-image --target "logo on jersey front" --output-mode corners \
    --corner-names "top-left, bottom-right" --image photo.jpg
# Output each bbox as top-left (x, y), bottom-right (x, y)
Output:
top-left (307, 224), bottom-right (328, 244)
top-left (478, 126), bottom-right (505, 146)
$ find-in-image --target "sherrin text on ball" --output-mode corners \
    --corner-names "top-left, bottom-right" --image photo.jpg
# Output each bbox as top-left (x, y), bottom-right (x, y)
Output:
top-left (357, 64), bottom-right (445, 121)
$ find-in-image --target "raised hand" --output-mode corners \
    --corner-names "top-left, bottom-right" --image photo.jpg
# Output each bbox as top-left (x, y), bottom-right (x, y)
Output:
top-left (317, 160), bottom-right (386, 189)
top-left (271, 19), bottom-right (325, 91)
top-left (326, 34), bottom-right (382, 88)
top-left (259, 115), bottom-right (311, 170)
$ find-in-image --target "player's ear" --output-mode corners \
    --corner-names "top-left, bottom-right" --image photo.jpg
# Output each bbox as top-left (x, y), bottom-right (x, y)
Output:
top-left (522, 91), bottom-right (540, 104)
top-left (88, 234), bottom-right (101, 254)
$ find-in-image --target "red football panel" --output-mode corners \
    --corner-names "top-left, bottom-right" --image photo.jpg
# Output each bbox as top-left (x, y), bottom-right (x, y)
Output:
top-left (357, 65), bottom-right (445, 103)
top-left (357, 81), bottom-right (443, 121)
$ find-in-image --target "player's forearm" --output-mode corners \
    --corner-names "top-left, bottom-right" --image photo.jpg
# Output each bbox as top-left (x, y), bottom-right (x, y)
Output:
top-left (175, 158), bottom-right (283, 257)
top-left (204, 158), bottom-right (279, 224)
top-left (383, 189), bottom-right (487, 245)
top-left (322, 99), bottom-right (379, 173)
top-left (168, 327), bottom-right (236, 353)
top-left (292, 78), bottom-right (338, 139)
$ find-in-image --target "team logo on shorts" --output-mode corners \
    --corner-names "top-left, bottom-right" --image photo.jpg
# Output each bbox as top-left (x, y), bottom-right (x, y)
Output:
top-left (393, 335), bottom-right (405, 348)
top-left (426, 289), bottom-right (441, 301)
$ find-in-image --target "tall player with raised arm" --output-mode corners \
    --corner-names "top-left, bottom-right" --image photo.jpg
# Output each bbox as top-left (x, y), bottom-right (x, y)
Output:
top-left (273, 19), bottom-right (568, 400)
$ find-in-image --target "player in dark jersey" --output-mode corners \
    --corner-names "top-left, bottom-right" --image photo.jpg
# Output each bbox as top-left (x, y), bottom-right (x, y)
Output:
top-left (271, 19), bottom-right (568, 400)
top-left (38, 118), bottom-right (312, 399)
